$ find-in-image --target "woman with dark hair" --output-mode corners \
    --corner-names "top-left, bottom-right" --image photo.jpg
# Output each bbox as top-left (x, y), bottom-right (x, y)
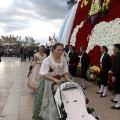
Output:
top-left (33, 43), bottom-right (72, 120)
top-left (69, 46), bottom-right (79, 81)
top-left (27, 45), bottom-right (46, 91)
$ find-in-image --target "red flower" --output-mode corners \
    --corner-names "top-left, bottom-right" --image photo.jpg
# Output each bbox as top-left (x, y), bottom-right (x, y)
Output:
top-left (92, 71), bottom-right (99, 76)
top-left (108, 72), bottom-right (114, 80)
top-left (111, 54), bottom-right (115, 63)
top-left (88, 46), bottom-right (101, 66)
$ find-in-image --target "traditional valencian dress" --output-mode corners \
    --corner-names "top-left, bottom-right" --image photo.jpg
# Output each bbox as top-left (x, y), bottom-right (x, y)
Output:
top-left (32, 55), bottom-right (68, 120)
top-left (27, 52), bottom-right (46, 90)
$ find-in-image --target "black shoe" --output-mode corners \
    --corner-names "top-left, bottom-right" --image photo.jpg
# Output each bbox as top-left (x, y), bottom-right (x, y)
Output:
top-left (111, 106), bottom-right (120, 110)
top-left (83, 87), bottom-right (86, 90)
top-left (111, 100), bottom-right (117, 103)
top-left (96, 92), bottom-right (103, 94)
top-left (100, 95), bottom-right (106, 97)
top-left (81, 86), bottom-right (86, 89)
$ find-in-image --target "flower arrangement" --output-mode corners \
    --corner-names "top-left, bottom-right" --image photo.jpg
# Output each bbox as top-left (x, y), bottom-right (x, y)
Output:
top-left (77, 62), bottom-right (81, 68)
top-left (87, 65), bottom-right (100, 80)
top-left (76, 62), bottom-right (81, 77)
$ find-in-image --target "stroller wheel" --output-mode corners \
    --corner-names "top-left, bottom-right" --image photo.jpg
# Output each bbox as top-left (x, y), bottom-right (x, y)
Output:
top-left (87, 107), bottom-right (92, 114)
top-left (86, 98), bottom-right (89, 104)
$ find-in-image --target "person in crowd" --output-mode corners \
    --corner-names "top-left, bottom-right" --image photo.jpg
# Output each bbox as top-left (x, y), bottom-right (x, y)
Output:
top-left (28, 48), bottom-right (32, 61)
top-left (27, 45), bottom-right (46, 91)
top-left (20, 47), bottom-right (24, 61)
top-left (64, 45), bottom-right (69, 53)
top-left (96, 46), bottom-right (111, 97)
top-left (111, 44), bottom-right (120, 110)
top-left (45, 46), bottom-right (50, 57)
top-left (69, 46), bottom-right (79, 81)
top-left (68, 45), bottom-right (72, 58)
top-left (32, 43), bottom-right (72, 120)
top-left (23, 48), bottom-right (28, 61)
top-left (0, 47), bottom-right (2, 62)
top-left (80, 46), bottom-right (90, 89)
top-left (31, 49), bottom-right (34, 61)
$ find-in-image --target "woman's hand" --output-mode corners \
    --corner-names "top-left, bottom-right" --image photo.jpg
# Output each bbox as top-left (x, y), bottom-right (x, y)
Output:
top-left (37, 57), bottom-right (40, 61)
top-left (67, 79), bottom-right (72, 82)
top-left (112, 76), bottom-right (116, 82)
top-left (54, 79), bottom-right (61, 85)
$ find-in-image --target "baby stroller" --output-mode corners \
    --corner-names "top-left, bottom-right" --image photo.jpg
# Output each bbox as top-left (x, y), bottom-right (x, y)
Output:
top-left (52, 82), bottom-right (99, 120)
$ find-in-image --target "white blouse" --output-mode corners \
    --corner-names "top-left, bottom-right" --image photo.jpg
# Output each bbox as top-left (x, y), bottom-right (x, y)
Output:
top-left (39, 55), bottom-right (68, 76)
top-left (34, 53), bottom-right (46, 64)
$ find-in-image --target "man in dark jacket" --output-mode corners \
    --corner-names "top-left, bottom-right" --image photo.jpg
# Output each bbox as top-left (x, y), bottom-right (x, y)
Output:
top-left (96, 46), bottom-right (111, 97)
top-left (28, 48), bottom-right (31, 61)
top-left (68, 45), bottom-right (72, 58)
top-left (111, 44), bottom-right (120, 110)
top-left (45, 46), bottom-right (50, 57)
top-left (80, 46), bottom-right (90, 89)
top-left (69, 46), bottom-right (79, 81)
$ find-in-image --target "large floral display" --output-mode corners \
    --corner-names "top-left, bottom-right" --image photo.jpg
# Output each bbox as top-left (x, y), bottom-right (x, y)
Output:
top-left (70, 0), bottom-right (120, 65)
top-left (59, 0), bottom-right (120, 66)
top-left (58, 0), bottom-right (120, 89)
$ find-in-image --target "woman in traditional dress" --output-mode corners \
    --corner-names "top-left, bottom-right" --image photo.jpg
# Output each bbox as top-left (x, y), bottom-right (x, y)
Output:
top-left (27, 45), bottom-right (46, 91)
top-left (33, 43), bottom-right (72, 120)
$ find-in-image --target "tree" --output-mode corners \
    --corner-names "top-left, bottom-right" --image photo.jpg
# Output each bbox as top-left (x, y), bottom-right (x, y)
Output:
top-left (48, 33), bottom-right (58, 45)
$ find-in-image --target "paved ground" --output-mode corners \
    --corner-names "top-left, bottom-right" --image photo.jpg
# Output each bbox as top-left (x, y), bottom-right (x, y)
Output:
top-left (0, 57), bottom-right (120, 120)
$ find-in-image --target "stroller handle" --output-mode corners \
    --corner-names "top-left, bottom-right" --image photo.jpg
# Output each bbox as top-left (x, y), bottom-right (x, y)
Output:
top-left (51, 81), bottom-right (70, 91)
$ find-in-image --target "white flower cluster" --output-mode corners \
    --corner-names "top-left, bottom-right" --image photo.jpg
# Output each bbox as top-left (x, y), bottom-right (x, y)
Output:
top-left (70, 21), bottom-right (84, 46)
top-left (86, 18), bottom-right (120, 55)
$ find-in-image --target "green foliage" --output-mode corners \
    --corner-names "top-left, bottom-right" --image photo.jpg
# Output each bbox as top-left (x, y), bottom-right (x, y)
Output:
top-left (30, 45), bottom-right (39, 50)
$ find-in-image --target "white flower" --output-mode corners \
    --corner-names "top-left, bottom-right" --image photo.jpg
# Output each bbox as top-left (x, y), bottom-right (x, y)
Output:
top-left (70, 21), bottom-right (84, 46)
top-left (86, 18), bottom-right (120, 55)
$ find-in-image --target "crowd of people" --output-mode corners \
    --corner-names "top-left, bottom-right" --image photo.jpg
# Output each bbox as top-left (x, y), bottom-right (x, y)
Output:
top-left (25, 43), bottom-right (120, 120)
top-left (1, 43), bottom-right (120, 119)
top-left (20, 47), bottom-right (34, 62)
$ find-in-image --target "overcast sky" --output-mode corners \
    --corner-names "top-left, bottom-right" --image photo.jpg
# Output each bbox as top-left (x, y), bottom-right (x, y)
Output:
top-left (0, 0), bottom-right (68, 44)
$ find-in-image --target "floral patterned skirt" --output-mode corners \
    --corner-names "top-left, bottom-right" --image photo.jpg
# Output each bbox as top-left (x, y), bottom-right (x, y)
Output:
top-left (32, 78), bottom-right (59, 120)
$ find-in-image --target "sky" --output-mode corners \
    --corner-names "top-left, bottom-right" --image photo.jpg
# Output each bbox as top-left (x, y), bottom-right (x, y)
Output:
top-left (0, 0), bottom-right (68, 44)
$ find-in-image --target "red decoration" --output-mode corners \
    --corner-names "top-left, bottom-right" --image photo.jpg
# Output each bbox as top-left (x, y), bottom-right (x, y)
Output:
top-left (69, 0), bottom-right (120, 66)
top-left (88, 46), bottom-right (101, 66)
top-left (49, 67), bottom-right (53, 72)
top-left (111, 54), bottom-right (115, 64)
top-left (108, 72), bottom-right (114, 88)
top-left (92, 71), bottom-right (99, 76)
